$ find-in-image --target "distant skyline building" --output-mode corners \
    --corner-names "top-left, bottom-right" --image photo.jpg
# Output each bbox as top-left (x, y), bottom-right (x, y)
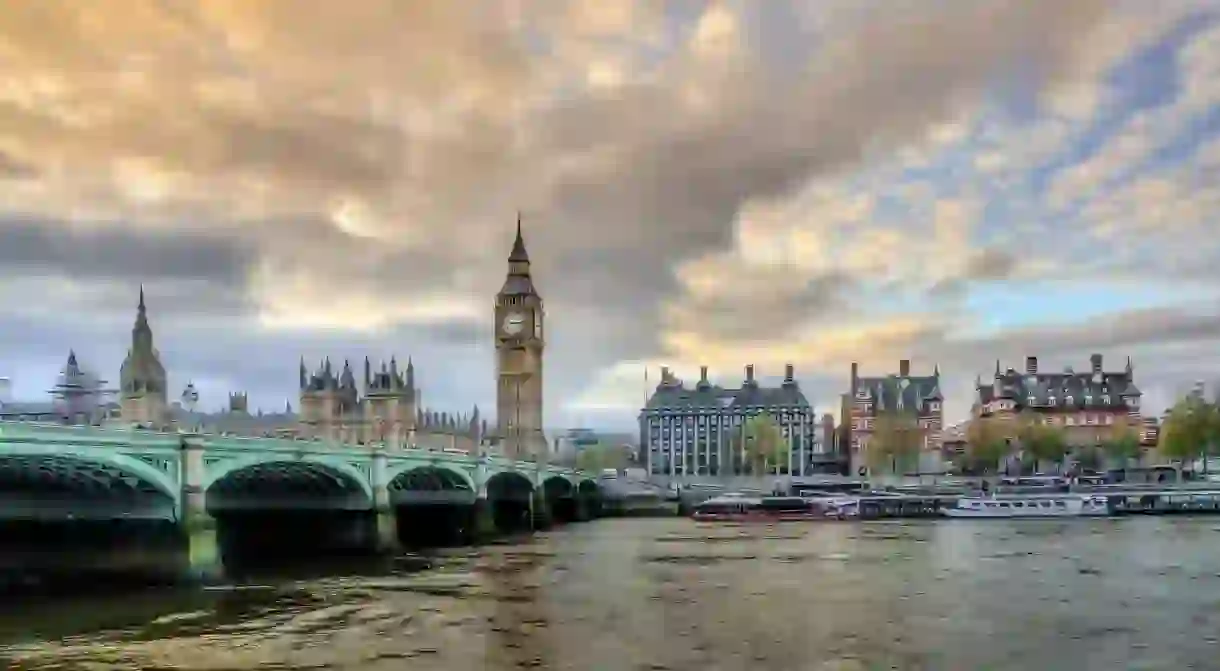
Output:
top-left (639, 364), bottom-right (820, 477)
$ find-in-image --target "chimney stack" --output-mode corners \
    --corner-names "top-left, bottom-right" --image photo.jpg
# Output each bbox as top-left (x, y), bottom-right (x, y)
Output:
top-left (660, 366), bottom-right (670, 384)
top-left (745, 364), bottom-right (755, 383)
top-left (1026, 356), bottom-right (1038, 375)
top-left (784, 363), bottom-right (794, 382)
top-left (1090, 353), bottom-right (1103, 374)
top-left (850, 362), bottom-right (859, 393)
top-left (699, 365), bottom-right (708, 382)
top-left (899, 359), bottom-right (910, 377)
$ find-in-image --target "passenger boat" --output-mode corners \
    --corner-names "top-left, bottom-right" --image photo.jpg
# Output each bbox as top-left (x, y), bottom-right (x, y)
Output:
top-left (690, 494), bottom-right (826, 522)
top-left (942, 494), bottom-right (1112, 518)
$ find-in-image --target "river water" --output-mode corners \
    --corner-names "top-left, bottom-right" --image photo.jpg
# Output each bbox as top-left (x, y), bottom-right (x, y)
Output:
top-left (3, 516), bottom-right (1220, 670)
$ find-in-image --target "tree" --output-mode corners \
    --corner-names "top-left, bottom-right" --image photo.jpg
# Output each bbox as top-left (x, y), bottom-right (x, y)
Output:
top-left (575, 442), bottom-right (629, 473)
top-left (1099, 416), bottom-right (1143, 469)
top-left (1159, 395), bottom-right (1220, 474)
top-left (960, 417), bottom-right (1011, 475)
top-left (868, 411), bottom-right (924, 475)
top-left (1017, 414), bottom-right (1069, 473)
top-left (741, 413), bottom-right (789, 475)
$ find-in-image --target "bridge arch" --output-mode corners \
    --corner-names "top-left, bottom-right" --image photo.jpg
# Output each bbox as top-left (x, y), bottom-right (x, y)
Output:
top-left (577, 478), bottom-right (601, 496)
top-left (542, 475), bottom-right (574, 498)
top-left (203, 454), bottom-right (374, 512)
top-left (386, 462), bottom-right (476, 492)
top-left (386, 464), bottom-right (477, 506)
top-left (0, 449), bottom-right (178, 519)
top-left (486, 470), bottom-right (535, 498)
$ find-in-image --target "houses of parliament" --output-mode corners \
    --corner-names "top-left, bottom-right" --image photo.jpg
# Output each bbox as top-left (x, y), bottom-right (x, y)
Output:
top-left (0, 218), bottom-right (549, 459)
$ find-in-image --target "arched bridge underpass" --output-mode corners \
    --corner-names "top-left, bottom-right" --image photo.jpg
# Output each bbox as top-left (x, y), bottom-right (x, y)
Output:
top-left (542, 476), bottom-right (604, 523)
top-left (387, 466), bottom-right (477, 547)
top-left (205, 461), bottom-right (377, 563)
top-left (0, 454), bottom-right (175, 521)
top-left (486, 471), bottom-right (535, 533)
top-left (0, 454), bottom-right (179, 576)
top-left (205, 461), bottom-right (371, 514)
top-left (388, 466), bottom-right (476, 506)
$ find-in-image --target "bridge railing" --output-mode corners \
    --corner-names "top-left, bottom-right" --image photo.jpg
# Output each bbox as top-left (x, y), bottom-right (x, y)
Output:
top-left (0, 421), bottom-right (596, 479)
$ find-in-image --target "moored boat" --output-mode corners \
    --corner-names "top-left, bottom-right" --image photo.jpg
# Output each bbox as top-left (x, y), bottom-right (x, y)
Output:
top-left (943, 494), bottom-right (1112, 518)
top-left (690, 494), bottom-right (827, 522)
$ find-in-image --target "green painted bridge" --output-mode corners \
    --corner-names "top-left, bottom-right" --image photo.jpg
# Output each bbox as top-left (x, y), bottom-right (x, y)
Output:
top-left (0, 422), bottom-right (606, 579)
top-left (0, 422), bottom-right (601, 523)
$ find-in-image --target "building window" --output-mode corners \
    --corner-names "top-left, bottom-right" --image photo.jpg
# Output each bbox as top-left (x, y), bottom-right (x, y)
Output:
top-left (1102, 395), bottom-right (1111, 404)
top-left (930, 402), bottom-right (941, 412)
top-left (1065, 396), bottom-right (1074, 405)
top-left (1048, 396), bottom-right (1056, 406)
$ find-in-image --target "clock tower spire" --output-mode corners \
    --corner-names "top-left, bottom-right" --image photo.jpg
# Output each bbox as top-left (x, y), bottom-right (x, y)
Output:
top-left (495, 212), bottom-right (545, 460)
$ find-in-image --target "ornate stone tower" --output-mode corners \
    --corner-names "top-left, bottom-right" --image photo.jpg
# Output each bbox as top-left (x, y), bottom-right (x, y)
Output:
top-left (495, 214), bottom-right (545, 459)
top-left (119, 286), bottom-right (169, 426)
top-left (362, 355), bottom-right (417, 446)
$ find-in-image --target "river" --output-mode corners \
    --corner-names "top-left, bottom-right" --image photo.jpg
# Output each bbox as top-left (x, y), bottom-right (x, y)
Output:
top-left (3, 516), bottom-right (1220, 670)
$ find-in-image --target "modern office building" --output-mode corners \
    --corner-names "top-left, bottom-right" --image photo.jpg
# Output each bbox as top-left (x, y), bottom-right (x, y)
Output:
top-left (638, 364), bottom-right (820, 477)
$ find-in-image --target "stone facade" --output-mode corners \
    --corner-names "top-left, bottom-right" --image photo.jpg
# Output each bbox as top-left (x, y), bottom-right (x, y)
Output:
top-left (296, 356), bottom-right (486, 449)
top-left (494, 216), bottom-right (546, 459)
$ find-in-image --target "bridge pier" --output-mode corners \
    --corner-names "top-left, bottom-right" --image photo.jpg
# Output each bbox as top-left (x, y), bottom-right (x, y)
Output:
top-left (371, 451), bottom-right (402, 553)
top-left (180, 437), bottom-right (223, 581)
top-left (531, 488), bottom-right (553, 530)
top-left (470, 497), bottom-right (497, 542)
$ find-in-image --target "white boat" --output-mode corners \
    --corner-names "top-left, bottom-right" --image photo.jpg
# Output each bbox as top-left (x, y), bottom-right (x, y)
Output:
top-left (943, 494), bottom-right (1112, 518)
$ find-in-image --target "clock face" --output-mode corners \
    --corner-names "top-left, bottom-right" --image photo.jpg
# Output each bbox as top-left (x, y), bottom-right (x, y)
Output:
top-left (502, 311), bottom-right (525, 335)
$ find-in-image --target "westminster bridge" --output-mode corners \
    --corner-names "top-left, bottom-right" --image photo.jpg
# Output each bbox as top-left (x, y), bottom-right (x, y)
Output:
top-left (0, 422), bottom-right (603, 580)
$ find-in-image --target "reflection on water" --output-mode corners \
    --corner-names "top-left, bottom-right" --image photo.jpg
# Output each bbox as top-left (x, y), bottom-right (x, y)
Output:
top-left (4, 518), bottom-right (1220, 669)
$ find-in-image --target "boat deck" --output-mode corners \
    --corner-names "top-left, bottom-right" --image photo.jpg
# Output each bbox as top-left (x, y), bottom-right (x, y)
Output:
top-left (838, 490), bottom-right (1220, 519)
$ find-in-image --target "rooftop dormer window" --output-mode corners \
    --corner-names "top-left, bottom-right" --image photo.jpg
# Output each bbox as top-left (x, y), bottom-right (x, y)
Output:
top-left (1102, 395), bottom-right (1110, 404)
top-left (1048, 396), bottom-right (1057, 406)
top-left (1065, 396), bottom-right (1074, 405)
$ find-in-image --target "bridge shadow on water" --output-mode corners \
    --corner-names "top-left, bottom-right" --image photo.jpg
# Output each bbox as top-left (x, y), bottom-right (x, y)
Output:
top-left (0, 518), bottom-right (184, 599)
top-left (212, 509), bottom-right (383, 577)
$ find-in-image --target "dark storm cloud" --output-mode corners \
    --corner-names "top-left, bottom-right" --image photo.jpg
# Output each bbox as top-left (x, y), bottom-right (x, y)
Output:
top-left (0, 214), bottom-right (252, 285)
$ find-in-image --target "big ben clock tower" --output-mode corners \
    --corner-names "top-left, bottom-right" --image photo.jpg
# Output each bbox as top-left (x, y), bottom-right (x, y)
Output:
top-left (495, 214), bottom-right (545, 459)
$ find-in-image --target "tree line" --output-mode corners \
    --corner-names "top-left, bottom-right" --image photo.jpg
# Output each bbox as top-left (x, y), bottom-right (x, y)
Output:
top-left (952, 394), bottom-right (1220, 475)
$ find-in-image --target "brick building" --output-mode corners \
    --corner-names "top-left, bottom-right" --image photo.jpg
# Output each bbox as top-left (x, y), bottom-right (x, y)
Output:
top-left (971, 354), bottom-right (1145, 445)
top-left (844, 359), bottom-right (945, 474)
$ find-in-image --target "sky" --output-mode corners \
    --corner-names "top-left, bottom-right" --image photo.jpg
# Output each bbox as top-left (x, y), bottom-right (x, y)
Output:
top-left (1, 0), bottom-right (1220, 431)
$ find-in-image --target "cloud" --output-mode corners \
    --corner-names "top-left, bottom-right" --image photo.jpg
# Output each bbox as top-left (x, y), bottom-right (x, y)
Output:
top-left (3, 0), bottom-right (1219, 433)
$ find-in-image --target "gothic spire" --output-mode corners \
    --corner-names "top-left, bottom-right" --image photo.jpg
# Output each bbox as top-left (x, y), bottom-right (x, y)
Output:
top-left (508, 211), bottom-right (529, 264)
